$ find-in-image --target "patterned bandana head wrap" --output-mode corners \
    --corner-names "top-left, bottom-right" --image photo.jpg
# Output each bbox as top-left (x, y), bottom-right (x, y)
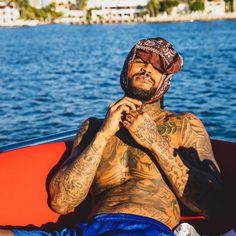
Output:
top-left (120, 37), bottom-right (183, 103)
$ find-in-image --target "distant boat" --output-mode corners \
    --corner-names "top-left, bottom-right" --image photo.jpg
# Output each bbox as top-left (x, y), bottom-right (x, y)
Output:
top-left (0, 131), bottom-right (235, 235)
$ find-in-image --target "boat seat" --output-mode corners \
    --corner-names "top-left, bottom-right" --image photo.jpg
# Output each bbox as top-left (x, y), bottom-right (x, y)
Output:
top-left (0, 139), bottom-right (235, 234)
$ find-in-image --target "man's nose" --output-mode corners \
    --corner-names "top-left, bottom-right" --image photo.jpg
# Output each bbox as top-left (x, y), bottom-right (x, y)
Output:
top-left (141, 63), bottom-right (152, 74)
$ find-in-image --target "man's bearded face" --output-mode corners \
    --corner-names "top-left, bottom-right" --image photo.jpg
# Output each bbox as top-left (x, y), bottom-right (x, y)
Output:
top-left (125, 77), bottom-right (157, 102)
top-left (125, 58), bottom-right (163, 102)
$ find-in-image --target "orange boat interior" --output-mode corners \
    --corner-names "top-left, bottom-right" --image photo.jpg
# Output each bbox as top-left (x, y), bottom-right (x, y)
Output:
top-left (0, 139), bottom-right (235, 235)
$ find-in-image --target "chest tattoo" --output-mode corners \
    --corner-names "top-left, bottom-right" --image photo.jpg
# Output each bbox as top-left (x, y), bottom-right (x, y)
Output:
top-left (157, 122), bottom-right (177, 136)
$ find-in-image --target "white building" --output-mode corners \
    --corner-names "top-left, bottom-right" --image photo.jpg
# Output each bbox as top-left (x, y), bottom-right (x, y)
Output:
top-left (86, 0), bottom-right (102, 9)
top-left (51, 0), bottom-right (86, 23)
top-left (0, 2), bottom-right (20, 26)
top-left (51, 0), bottom-right (69, 11)
top-left (171, 3), bottom-right (190, 16)
top-left (28, 0), bottom-right (44, 9)
top-left (87, 0), bottom-right (148, 9)
top-left (56, 9), bottom-right (86, 23)
top-left (204, 0), bottom-right (225, 15)
top-left (100, 0), bottom-right (148, 9)
top-left (89, 0), bottom-right (148, 22)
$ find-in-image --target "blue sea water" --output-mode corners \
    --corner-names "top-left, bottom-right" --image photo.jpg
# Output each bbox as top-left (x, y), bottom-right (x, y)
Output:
top-left (0, 20), bottom-right (236, 146)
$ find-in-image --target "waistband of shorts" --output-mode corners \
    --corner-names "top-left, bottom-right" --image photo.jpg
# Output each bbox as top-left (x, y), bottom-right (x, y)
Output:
top-left (93, 213), bottom-right (172, 232)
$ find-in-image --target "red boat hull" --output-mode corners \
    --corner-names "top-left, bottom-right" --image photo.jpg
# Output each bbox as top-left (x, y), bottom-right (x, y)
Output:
top-left (0, 139), bottom-right (235, 234)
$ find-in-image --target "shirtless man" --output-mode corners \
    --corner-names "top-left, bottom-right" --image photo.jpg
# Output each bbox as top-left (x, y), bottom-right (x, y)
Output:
top-left (1, 38), bottom-right (224, 236)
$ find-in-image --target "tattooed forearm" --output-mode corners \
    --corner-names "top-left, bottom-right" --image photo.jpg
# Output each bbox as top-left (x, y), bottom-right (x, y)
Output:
top-left (49, 131), bottom-right (109, 214)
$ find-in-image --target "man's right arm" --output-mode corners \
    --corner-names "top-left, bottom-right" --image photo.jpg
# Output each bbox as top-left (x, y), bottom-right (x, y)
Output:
top-left (49, 118), bottom-right (110, 215)
top-left (49, 97), bottom-right (141, 215)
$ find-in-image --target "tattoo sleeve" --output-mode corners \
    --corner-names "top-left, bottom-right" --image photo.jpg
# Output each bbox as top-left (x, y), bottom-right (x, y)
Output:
top-left (150, 113), bottom-right (224, 217)
top-left (49, 119), bottom-right (109, 215)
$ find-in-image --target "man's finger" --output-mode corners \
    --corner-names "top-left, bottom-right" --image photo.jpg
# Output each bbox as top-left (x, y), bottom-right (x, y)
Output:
top-left (125, 114), bottom-right (135, 122)
top-left (111, 99), bottom-right (138, 111)
top-left (129, 110), bottom-right (139, 118)
top-left (122, 120), bottom-right (131, 128)
top-left (115, 104), bottom-right (130, 115)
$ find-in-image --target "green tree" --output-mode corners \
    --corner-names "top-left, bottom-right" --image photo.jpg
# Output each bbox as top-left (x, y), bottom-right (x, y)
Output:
top-left (68, 1), bottom-right (78, 10)
top-left (224, 0), bottom-right (233, 11)
top-left (159, 0), bottom-right (179, 14)
top-left (147, 0), bottom-right (160, 16)
top-left (11, 0), bottom-right (62, 22)
top-left (77, 0), bottom-right (88, 10)
top-left (188, 0), bottom-right (204, 11)
top-left (13, 0), bottom-right (30, 16)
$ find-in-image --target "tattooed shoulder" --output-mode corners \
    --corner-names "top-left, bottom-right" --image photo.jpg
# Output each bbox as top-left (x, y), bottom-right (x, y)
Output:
top-left (182, 112), bottom-right (202, 121)
top-left (73, 117), bottom-right (103, 150)
top-left (180, 112), bottom-right (208, 144)
top-left (72, 118), bottom-right (91, 150)
top-left (179, 112), bottom-right (218, 163)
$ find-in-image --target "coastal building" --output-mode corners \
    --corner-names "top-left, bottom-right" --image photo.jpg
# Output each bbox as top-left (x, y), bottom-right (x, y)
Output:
top-left (51, 0), bottom-right (85, 23)
top-left (89, 0), bottom-right (148, 23)
top-left (51, 0), bottom-right (68, 11)
top-left (204, 0), bottom-right (225, 15)
top-left (86, 0), bottom-right (102, 8)
top-left (55, 9), bottom-right (86, 23)
top-left (171, 3), bottom-right (190, 16)
top-left (48, 0), bottom-right (76, 10)
top-left (28, 0), bottom-right (44, 9)
top-left (0, 1), bottom-right (20, 26)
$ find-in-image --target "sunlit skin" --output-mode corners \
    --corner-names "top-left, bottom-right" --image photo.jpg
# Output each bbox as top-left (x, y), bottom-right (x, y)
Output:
top-left (128, 57), bottom-right (163, 92)
top-left (48, 57), bottom-right (222, 228)
top-left (0, 57), bottom-right (224, 235)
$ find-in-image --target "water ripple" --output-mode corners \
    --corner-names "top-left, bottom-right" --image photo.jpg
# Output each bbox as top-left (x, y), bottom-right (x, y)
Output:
top-left (0, 20), bottom-right (236, 145)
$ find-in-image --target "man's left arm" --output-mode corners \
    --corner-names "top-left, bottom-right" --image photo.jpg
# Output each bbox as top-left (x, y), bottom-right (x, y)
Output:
top-left (172, 112), bottom-right (226, 216)
top-left (123, 111), bottom-right (226, 218)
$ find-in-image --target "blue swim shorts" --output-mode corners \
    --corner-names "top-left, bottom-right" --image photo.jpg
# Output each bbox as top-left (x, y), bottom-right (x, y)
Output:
top-left (13, 213), bottom-right (174, 236)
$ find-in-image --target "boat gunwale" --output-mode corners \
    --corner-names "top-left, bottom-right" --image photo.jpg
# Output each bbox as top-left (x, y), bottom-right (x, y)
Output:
top-left (0, 130), bottom-right (77, 153)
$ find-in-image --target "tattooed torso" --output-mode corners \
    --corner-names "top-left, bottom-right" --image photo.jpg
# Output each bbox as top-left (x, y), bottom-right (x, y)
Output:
top-left (89, 111), bottom-right (183, 229)
top-left (50, 108), bottom-right (222, 228)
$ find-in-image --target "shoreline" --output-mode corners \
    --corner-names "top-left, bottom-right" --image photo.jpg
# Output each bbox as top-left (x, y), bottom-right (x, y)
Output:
top-left (0, 12), bottom-right (236, 27)
top-left (146, 12), bottom-right (236, 23)
top-left (88, 12), bottom-right (236, 24)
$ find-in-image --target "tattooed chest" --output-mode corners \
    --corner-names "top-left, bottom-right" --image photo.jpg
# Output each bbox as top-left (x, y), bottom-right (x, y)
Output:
top-left (94, 138), bottom-right (163, 193)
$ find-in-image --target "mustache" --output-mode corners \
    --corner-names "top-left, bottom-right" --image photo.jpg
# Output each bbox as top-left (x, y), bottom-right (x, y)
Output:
top-left (131, 72), bottom-right (155, 84)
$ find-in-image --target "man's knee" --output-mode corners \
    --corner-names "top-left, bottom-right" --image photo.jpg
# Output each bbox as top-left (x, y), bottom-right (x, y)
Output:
top-left (0, 229), bottom-right (15, 236)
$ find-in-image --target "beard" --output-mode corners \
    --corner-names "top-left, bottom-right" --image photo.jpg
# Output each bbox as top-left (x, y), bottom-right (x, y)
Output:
top-left (125, 78), bottom-right (157, 102)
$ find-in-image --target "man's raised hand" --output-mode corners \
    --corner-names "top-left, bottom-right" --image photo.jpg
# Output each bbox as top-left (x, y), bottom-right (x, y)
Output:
top-left (122, 110), bottom-right (158, 150)
top-left (99, 97), bottom-right (142, 139)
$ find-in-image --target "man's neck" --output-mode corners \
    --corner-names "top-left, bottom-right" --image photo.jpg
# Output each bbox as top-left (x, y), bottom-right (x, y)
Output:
top-left (142, 101), bottom-right (163, 119)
